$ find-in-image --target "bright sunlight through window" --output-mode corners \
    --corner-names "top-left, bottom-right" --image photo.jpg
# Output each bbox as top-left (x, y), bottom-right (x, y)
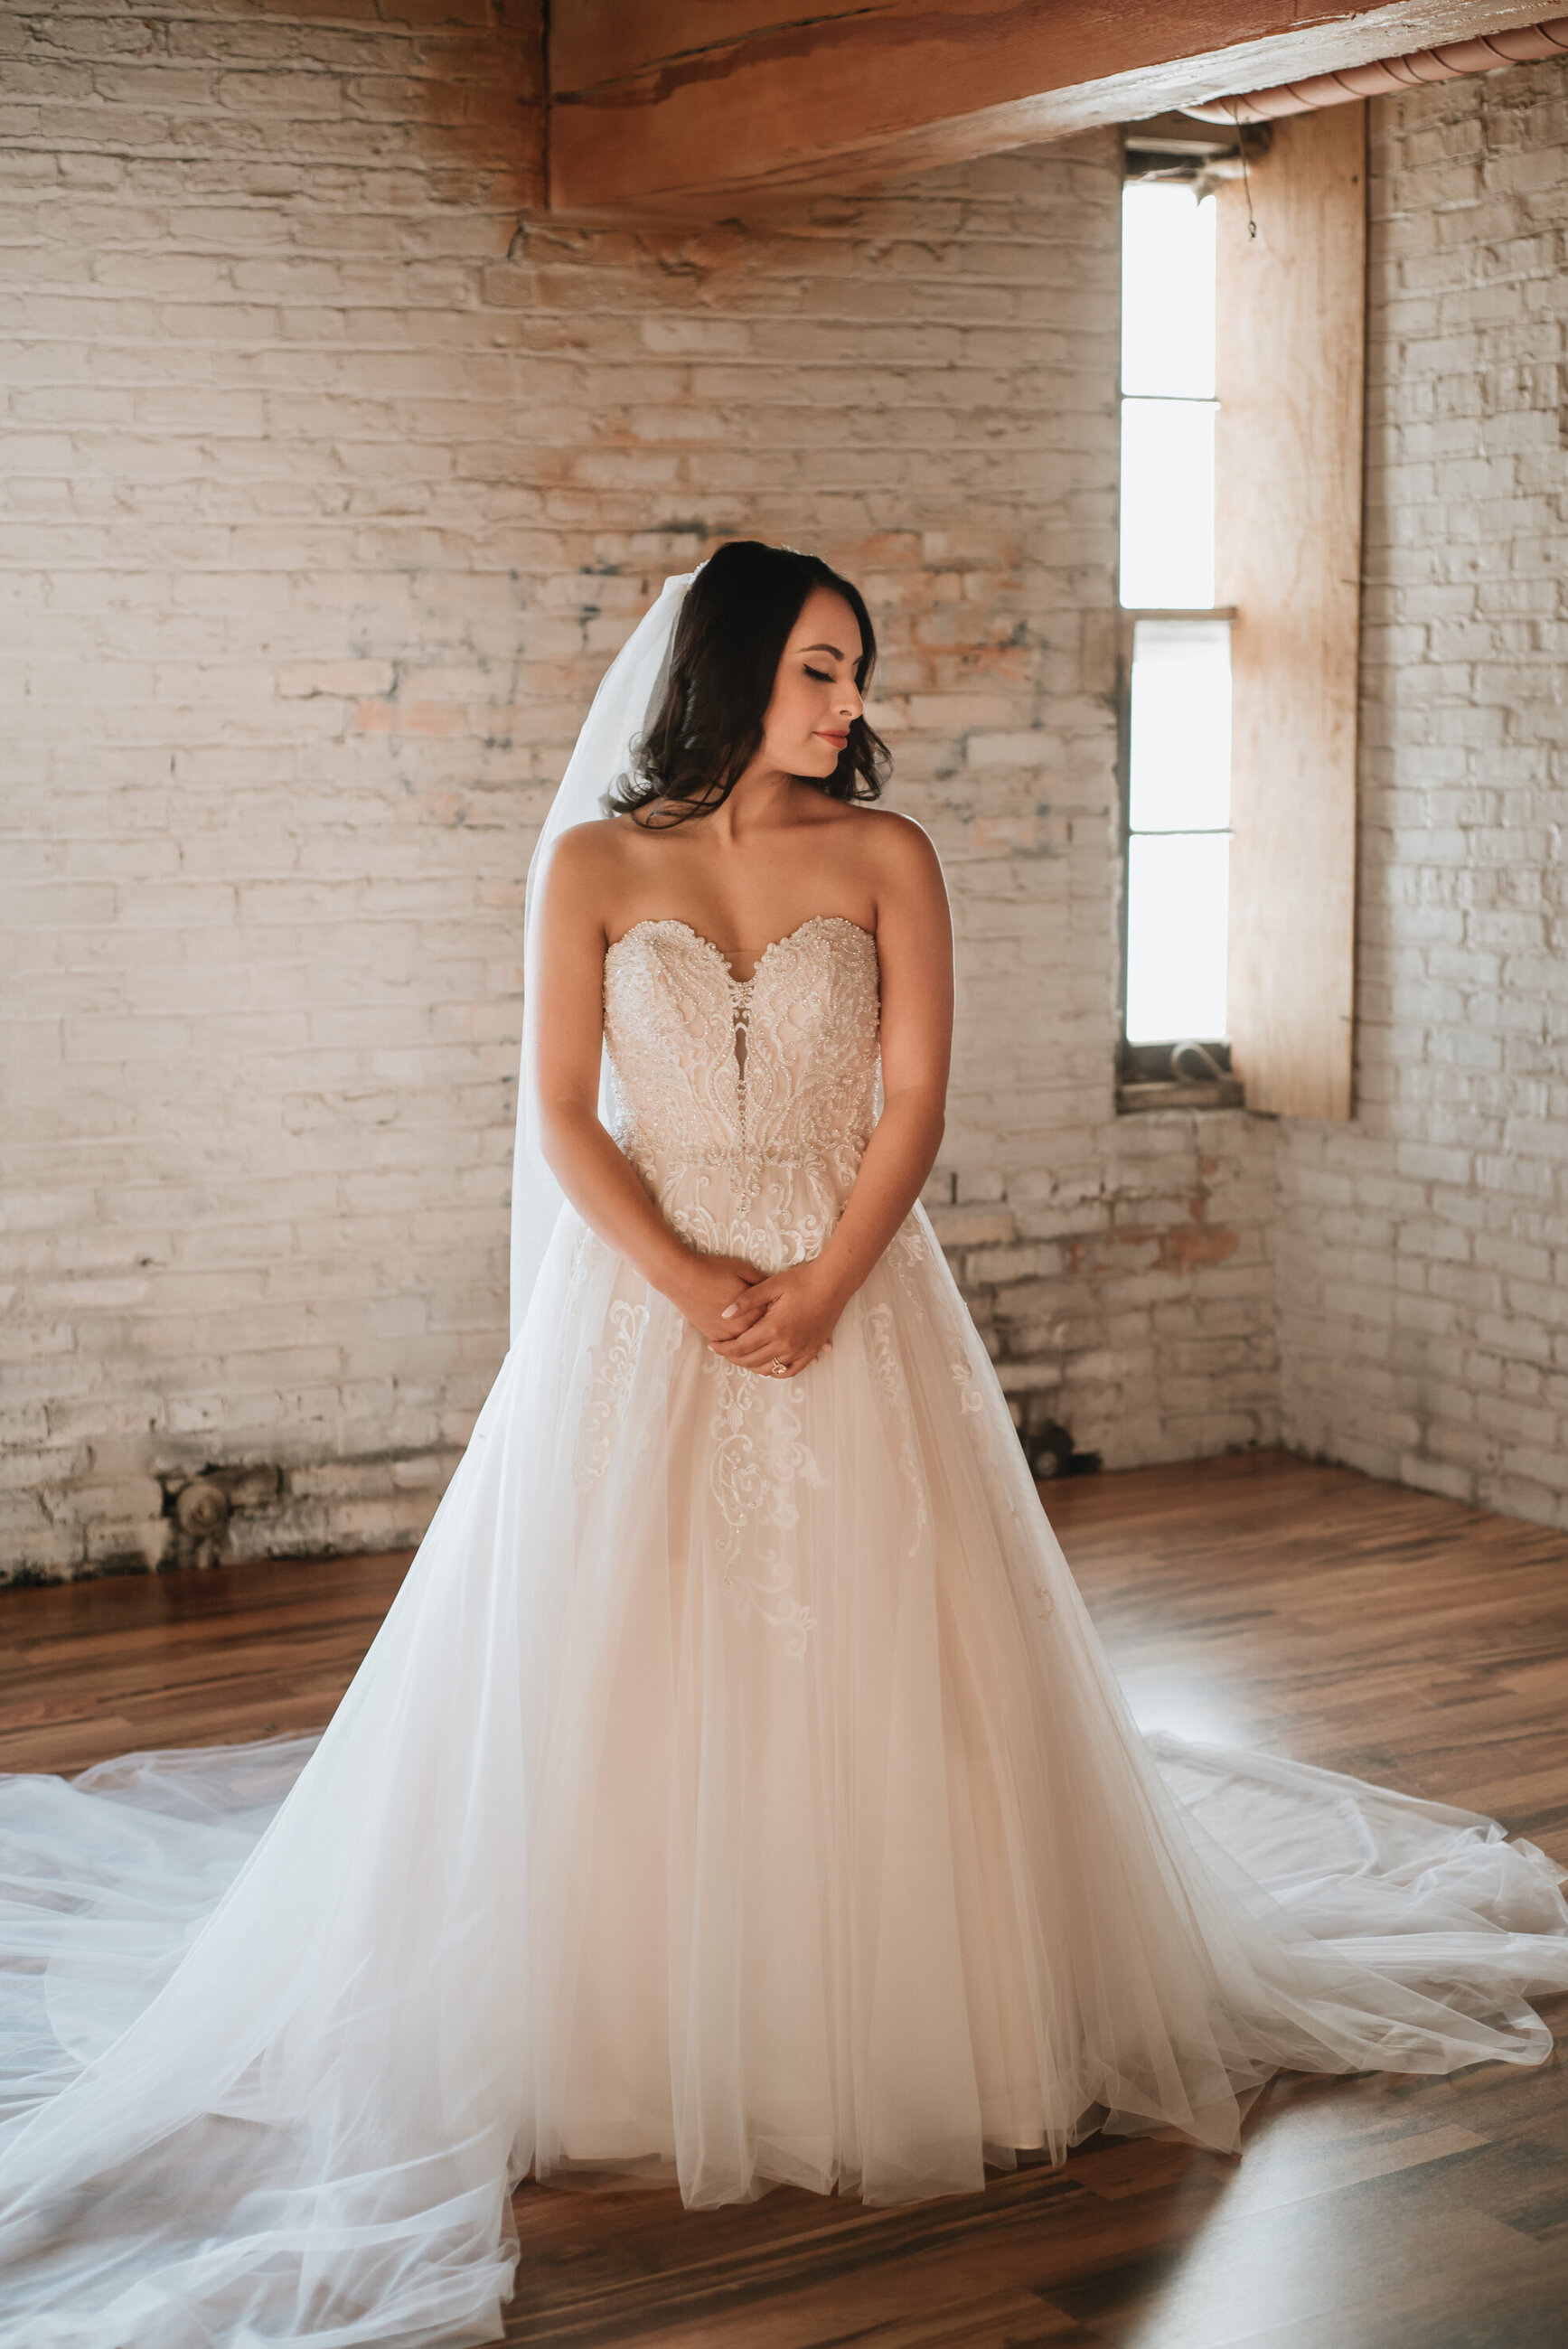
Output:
top-left (1121, 182), bottom-right (1230, 1048)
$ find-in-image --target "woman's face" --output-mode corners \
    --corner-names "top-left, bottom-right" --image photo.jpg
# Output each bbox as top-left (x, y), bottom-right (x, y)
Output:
top-left (758, 587), bottom-right (865, 779)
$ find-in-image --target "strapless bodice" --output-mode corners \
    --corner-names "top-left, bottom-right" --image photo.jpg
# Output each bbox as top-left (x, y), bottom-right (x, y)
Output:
top-left (602, 915), bottom-right (880, 1267)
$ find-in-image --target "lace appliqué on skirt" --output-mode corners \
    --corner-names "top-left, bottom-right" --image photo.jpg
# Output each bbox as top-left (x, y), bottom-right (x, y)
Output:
top-left (704, 1355), bottom-right (822, 1660)
top-left (866, 1301), bottom-right (929, 1555)
top-left (574, 1300), bottom-right (650, 1494)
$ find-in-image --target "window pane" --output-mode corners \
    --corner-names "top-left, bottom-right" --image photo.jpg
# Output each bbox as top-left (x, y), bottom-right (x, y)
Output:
top-left (1119, 399), bottom-right (1215, 608)
top-left (1129, 618), bottom-right (1232, 832)
top-left (1125, 832), bottom-right (1230, 1043)
top-left (1122, 183), bottom-right (1216, 399)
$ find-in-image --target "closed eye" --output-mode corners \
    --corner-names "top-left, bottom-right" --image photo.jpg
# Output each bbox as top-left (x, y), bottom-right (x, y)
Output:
top-left (805, 666), bottom-right (833, 682)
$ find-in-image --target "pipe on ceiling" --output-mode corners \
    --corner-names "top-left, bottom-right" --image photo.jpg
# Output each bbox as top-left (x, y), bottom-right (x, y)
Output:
top-left (1180, 15), bottom-right (1568, 124)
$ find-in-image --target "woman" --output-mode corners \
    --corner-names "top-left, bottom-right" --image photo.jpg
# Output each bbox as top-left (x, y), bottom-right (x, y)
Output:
top-left (0, 541), bottom-right (1564, 2347)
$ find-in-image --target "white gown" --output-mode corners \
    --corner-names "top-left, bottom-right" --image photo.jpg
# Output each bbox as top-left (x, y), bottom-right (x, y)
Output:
top-left (2, 913), bottom-right (1566, 2347)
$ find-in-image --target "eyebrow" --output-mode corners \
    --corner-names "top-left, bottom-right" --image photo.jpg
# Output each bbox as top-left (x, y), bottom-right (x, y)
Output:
top-left (800, 642), bottom-right (859, 660)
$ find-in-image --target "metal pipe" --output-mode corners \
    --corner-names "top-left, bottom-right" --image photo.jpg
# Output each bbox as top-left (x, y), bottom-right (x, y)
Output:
top-left (1180, 16), bottom-right (1568, 125)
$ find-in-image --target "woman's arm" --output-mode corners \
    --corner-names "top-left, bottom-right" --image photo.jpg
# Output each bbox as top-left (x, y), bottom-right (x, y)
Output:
top-left (528, 828), bottom-right (764, 1340)
top-left (709, 816), bottom-right (953, 1374)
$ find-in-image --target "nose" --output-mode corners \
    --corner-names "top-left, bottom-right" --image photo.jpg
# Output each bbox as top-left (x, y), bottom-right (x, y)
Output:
top-left (835, 676), bottom-right (863, 720)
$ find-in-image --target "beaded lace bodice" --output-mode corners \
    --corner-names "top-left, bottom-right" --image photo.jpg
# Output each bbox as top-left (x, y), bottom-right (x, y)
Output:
top-left (602, 916), bottom-right (880, 1261)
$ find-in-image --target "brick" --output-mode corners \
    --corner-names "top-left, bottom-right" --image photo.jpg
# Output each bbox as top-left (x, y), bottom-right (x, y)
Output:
top-left (1274, 60), bottom-right (1568, 1536)
top-left (26, 20), bottom-right (1568, 1569)
top-left (968, 1243), bottom-right (1062, 1286)
top-left (925, 1207), bottom-right (1016, 1247)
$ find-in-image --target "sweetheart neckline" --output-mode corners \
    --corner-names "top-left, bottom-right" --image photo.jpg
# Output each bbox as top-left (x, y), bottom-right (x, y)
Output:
top-left (606, 914), bottom-right (876, 990)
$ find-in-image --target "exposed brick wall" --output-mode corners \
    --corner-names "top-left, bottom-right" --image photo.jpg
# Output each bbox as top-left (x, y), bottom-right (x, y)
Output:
top-left (2, 0), bottom-right (549, 1576)
top-left (1276, 60), bottom-right (1568, 1530)
top-left (0, 0), bottom-right (1278, 1581)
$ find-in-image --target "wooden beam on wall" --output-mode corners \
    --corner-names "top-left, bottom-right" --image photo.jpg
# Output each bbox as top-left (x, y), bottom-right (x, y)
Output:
top-left (1217, 105), bottom-right (1366, 1123)
top-left (549, 4), bottom-right (882, 99)
top-left (547, 0), bottom-right (1550, 212)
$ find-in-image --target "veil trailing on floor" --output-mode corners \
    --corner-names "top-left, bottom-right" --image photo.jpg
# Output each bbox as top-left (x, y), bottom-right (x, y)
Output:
top-left (0, 564), bottom-right (1566, 2349)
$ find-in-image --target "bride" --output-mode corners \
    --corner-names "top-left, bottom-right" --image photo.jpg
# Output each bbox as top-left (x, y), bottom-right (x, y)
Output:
top-left (1, 540), bottom-right (1566, 2347)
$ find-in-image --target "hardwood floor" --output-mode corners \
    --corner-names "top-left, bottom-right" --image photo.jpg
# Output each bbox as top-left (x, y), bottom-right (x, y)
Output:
top-left (4, 1449), bottom-right (1566, 2347)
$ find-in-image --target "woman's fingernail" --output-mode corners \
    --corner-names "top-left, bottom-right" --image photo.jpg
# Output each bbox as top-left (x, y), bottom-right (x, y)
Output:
top-left (720, 1303), bottom-right (737, 1320)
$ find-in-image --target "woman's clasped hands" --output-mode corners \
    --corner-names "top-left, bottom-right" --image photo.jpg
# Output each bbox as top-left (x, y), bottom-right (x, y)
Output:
top-left (716, 1256), bottom-right (844, 1377)
top-left (669, 1250), bottom-right (843, 1377)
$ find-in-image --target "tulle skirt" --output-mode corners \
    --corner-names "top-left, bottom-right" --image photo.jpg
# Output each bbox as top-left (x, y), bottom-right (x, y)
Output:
top-left (1, 1195), bottom-right (1565, 2346)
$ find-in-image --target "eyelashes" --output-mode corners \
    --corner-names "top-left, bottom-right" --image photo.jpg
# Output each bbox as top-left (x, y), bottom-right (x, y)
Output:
top-left (804, 664), bottom-right (859, 728)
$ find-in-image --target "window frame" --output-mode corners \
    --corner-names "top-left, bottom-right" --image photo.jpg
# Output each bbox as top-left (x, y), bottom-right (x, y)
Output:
top-left (1114, 141), bottom-right (1244, 1114)
top-left (1114, 108), bottom-right (1366, 1126)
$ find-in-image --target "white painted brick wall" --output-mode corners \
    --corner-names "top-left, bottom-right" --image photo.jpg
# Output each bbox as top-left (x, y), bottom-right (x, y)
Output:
top-left (0, 0), bottom-right (1277, 1580)
top-left (1277, 60), bottom-right (1568, 1530)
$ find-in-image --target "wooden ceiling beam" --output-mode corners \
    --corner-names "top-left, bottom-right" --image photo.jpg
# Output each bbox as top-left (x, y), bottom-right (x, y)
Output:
top-left (547, 0), bottom-right (1563, 213)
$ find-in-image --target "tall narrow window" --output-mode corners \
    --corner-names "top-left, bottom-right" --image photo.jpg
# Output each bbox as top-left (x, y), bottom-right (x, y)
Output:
top-left (1118, 181), bottom-right (1237, 1099)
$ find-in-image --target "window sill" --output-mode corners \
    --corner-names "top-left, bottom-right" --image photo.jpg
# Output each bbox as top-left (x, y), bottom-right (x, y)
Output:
top-left (1116, 1076), bottom-right (1246, 1114)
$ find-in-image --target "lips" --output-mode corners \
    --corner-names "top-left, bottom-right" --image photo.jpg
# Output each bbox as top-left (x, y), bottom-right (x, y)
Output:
top-left (817, 731), bottom-right (849, 747)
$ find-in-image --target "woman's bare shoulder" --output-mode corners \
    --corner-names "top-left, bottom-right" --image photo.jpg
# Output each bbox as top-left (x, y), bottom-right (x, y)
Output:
top-left (814, 799), bottom-right (926, 842)
top-left (536, 814), bottom-right (644, 894)
top-left (828, 803), bottom-right (944, 891)
top-left (545, 815), bottom-right (629, 864)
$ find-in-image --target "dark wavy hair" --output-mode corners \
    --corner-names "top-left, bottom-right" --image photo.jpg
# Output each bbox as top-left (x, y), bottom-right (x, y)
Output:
top-left (605, 540), bottom-right (891, 825)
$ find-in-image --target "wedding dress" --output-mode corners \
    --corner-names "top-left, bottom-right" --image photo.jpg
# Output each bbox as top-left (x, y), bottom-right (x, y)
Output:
top-left (2, 907), bottom-right (1567, 2348)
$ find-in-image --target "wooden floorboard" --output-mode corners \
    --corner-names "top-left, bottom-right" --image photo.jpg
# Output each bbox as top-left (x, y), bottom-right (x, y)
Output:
top-left (3, 1448), bottom-right (1565, 2346)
